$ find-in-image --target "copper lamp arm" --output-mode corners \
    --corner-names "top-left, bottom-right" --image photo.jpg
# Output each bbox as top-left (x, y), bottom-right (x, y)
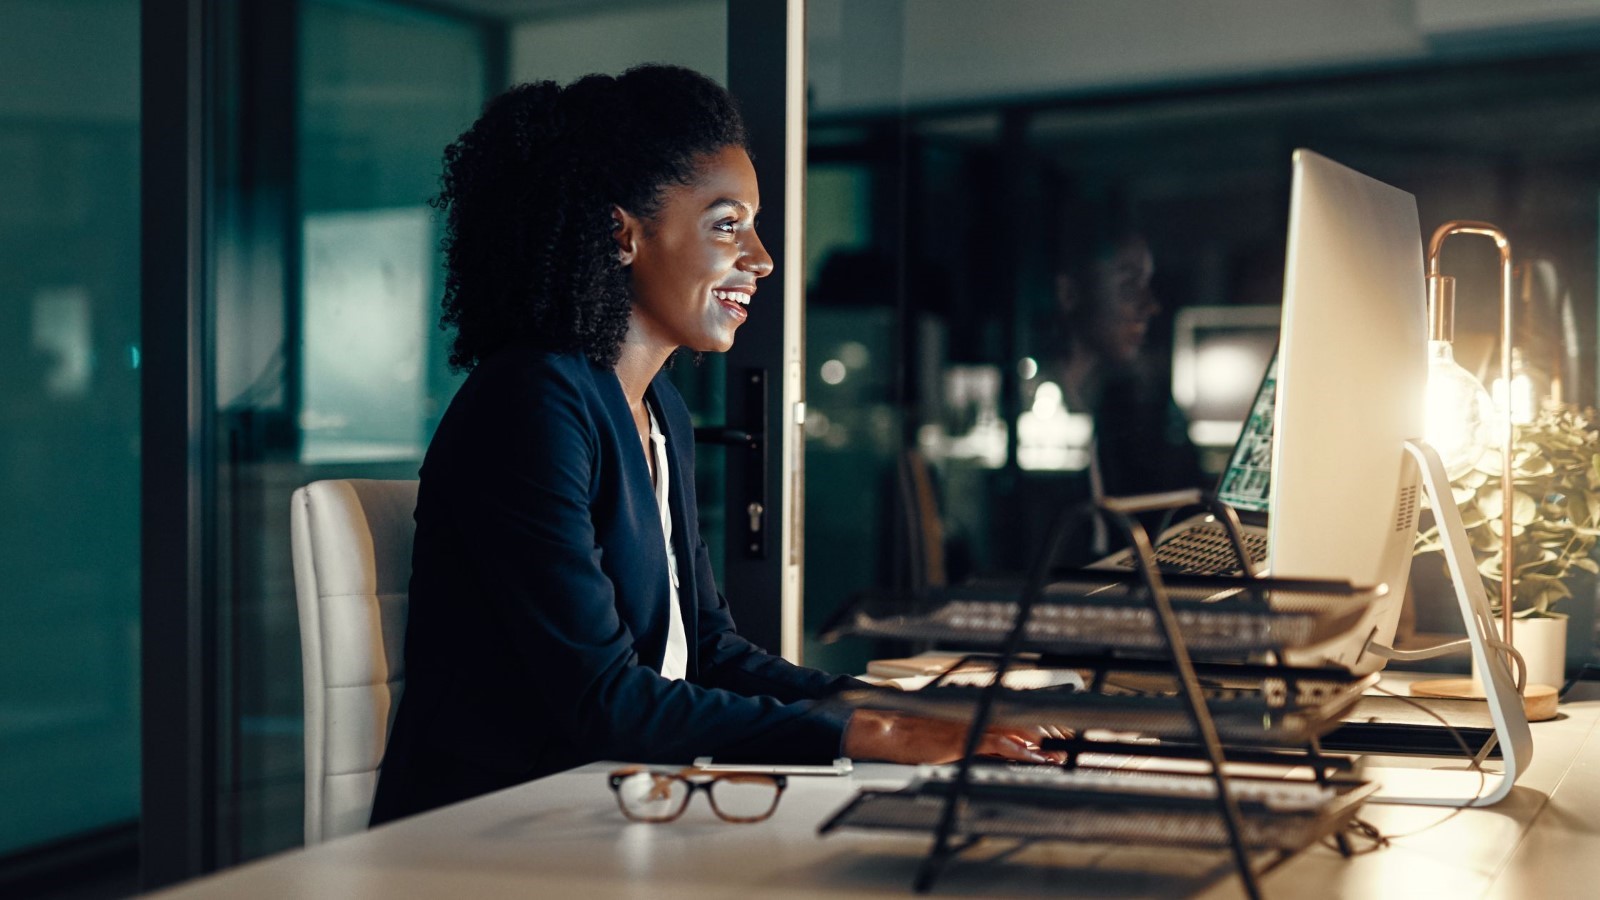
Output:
top-left (1425, 220), bottom-right (1515, 658)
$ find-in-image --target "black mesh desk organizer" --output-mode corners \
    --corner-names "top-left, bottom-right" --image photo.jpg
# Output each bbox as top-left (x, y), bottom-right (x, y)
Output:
top-left (818, 491), bottom-right (1382, 899)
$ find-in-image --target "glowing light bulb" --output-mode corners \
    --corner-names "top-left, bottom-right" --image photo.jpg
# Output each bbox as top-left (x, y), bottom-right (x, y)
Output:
top-left (1424, 339), bottom-right (1497, 480)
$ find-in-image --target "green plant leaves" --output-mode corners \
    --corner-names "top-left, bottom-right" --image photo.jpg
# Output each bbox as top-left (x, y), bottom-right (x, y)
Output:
top-left (1476, 486), bottom-right (1539, 526)
top-left (1415, 402), bottom-right (1600, 616)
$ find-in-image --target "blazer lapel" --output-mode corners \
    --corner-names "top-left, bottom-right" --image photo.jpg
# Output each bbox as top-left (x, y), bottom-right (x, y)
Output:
top-left (597, 364), bottom-right (673, 669)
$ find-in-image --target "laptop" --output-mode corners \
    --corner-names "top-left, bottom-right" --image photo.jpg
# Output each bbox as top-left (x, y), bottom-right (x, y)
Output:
top-left (1090, 352), bottom-right (1278, 577)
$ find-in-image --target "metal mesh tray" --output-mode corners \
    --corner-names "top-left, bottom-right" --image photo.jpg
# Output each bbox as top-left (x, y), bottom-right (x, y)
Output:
top-left (820, 768), bottom-right (1376, 852)
top-left (835, 572), bottom-right (1383, 656)
top-left (834, 669), bottom-right (1378, 745)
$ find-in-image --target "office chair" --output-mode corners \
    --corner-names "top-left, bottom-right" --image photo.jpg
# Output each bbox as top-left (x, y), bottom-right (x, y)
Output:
top-left (289, 478), bottom-right (417, 844)
top-left (896, 448), bottom-right (947, 593)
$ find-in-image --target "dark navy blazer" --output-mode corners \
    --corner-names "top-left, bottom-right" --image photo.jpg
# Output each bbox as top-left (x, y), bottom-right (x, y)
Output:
top-left (370, 349), bottom-right (857, 824)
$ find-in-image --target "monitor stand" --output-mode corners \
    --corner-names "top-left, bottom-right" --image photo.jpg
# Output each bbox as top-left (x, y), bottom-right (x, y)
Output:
top-left (1357, 439), bottom-right (1533, 807)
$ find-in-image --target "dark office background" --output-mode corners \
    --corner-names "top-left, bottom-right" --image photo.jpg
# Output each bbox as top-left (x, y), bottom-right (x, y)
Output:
top-left (4, 1), bottom-right (1599, 896)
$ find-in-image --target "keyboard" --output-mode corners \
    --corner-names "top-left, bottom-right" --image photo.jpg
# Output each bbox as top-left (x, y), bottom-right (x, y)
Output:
top-left (838, 575), bottom-right (1377, 656)
top-left (913, 763), bottom-right (1335, 812)
top-left (1102, 522), bottom-right (1269, 576)
top-left (926, 595), bottom-right (1313, 653)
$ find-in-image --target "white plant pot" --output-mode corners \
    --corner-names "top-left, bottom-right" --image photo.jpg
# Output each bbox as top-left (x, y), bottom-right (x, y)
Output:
top-left (1515, 616), bottom-right (1569, 689)
top-left (1475, 616), bottom-right (1568, 690)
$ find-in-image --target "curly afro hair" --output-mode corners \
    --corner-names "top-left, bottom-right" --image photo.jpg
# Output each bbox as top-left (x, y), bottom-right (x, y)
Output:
top-left (434, 64), bottom-right (749, 371)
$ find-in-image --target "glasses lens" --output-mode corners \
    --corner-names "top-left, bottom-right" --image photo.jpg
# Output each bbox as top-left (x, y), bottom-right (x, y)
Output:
top-left (707, 775), bottom-right (781, 822)
top-left (614, 772), bottom-right (690, 822)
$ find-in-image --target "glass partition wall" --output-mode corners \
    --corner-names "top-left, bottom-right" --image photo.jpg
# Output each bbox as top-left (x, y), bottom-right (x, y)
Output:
top-left (0, 0), bottom-right (142, 875)
top-left (209, 0), bottom-right (488, 863)
top-left (204, 0), bottom-right (738, 870)
top-left (800, 1), bottom-right (1600, 675)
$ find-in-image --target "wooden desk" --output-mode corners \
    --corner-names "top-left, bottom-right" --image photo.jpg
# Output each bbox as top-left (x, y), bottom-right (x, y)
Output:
top-left (154, 682), bottom-right (1600, 899)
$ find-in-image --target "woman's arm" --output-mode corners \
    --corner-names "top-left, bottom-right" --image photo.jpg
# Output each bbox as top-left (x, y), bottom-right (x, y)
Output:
top-left (641, 369), bottom-right (1053, 765)
top-left (688, 534), bottom-right (868, 702)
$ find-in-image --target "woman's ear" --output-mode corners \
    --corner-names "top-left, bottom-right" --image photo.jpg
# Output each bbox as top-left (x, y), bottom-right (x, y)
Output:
top-left (611, 205), bottom-right (639, 266)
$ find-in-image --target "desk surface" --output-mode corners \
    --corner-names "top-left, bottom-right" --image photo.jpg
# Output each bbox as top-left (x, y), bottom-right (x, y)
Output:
top-left (155, 680), bottom-right (1600, 899)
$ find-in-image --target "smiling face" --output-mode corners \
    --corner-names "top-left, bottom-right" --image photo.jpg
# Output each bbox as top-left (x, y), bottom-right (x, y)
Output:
top-left (615, 145), bottom-right (774, 356)
top-left (1086, 234), bottom-right (1159, 365)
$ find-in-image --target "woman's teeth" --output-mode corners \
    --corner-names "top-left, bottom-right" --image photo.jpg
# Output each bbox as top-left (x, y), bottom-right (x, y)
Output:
top-left (713, 289), bottom-right (750, 306)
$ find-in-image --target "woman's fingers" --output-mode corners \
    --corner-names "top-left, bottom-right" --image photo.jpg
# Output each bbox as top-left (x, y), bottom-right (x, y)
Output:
top-left (1039, 724), bottom-right (1071, 743)
top-left (843, 711), bottom-right (1071, 766)
top-left (977, 729), bottom-right (1052, 764)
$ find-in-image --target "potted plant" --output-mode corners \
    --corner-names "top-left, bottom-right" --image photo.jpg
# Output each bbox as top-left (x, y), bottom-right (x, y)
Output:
top-left (1414, 402), bottom-right (1600, 687)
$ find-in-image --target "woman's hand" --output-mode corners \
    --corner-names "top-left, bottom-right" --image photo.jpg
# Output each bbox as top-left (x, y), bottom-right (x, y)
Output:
top-left (842, 709), bottom-right (1066, 765)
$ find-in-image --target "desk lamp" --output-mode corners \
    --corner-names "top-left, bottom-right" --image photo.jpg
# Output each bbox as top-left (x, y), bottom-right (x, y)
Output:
top-left (1425, 222), bottom-right (1515, 656)
top-left (1413, 221), bottom-right (1558, 716)
top-left (1423, 271), bottom-right (1497, 480)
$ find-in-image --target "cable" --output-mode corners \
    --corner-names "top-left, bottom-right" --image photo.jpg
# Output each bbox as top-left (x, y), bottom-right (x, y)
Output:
top-left (1320, 815), bottom-right (1389, 856)
top-left (1369, 682), bottom-right (1481, 763)
top-left (1481, 637), bottom-right (1528, 693)
top-left (1360, 682), bottom-right (1490, 828)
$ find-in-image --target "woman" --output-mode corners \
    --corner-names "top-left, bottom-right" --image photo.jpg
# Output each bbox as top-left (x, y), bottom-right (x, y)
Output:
top-left (1045, 231), bottom-right (1205, 537)
top-left (370, 65), bottom-right (1050, 825)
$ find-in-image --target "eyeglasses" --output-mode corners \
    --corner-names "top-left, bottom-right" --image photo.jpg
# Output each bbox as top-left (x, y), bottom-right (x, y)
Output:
top-left (607, 766), bottom-right (787, 823)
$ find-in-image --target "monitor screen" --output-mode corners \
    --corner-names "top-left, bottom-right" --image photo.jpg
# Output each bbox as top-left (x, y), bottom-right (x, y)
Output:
top-left (1215, 353), bottom-right (1277, 514)
top-left (1270, 150), bottom-right (1427, 674)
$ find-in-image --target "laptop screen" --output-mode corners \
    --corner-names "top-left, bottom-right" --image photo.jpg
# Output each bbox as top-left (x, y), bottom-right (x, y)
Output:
top-left (1215, 352), bottom-right (1277, 514)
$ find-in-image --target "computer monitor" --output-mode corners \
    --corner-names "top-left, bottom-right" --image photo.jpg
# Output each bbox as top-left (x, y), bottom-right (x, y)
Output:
top-left (1269, 150), bottom-right (1427, 676)
top-left (1268, 153), bottom-right (1532, 807)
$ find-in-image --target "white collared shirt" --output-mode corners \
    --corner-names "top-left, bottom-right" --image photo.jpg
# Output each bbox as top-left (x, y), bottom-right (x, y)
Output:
top-left (647, 406), bottom-right (688, 681)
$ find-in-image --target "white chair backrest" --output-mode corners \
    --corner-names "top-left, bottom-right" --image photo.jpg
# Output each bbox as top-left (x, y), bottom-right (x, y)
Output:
top-left (289, 478), bottom-right (417, 844)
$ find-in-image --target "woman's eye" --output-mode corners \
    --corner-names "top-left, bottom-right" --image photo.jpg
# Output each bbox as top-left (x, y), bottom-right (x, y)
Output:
top-left (714, 220), bottom-right (738, 234)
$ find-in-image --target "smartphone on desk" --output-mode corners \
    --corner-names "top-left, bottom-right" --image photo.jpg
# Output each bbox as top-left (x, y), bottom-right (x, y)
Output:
top-left (692, 757), bottom-right (853, 776)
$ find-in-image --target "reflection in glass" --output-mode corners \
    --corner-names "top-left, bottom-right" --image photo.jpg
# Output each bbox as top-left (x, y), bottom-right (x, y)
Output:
top-left (0, 0), bottom-right (141, 858)
top-left (211, 0), bottom-right (485, 862)
top-left (300, 208), bottom-right (432, 463)
top-left (802, 2), bottom-right (1600, 662)
top-left (1016, 381), bottom-right (1093, 472)
top-left (31, 287), bottom-right (94, 399)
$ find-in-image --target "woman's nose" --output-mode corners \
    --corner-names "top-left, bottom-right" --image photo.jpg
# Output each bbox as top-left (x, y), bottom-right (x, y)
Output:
top-left (740, 229), bottom-right (775, 278)
top-left (1129, 286), bottom-right (1159, 319)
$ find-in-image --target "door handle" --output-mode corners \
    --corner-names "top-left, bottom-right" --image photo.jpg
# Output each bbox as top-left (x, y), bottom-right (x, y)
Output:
top-left (692, 427), bottom-right (759, 448)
